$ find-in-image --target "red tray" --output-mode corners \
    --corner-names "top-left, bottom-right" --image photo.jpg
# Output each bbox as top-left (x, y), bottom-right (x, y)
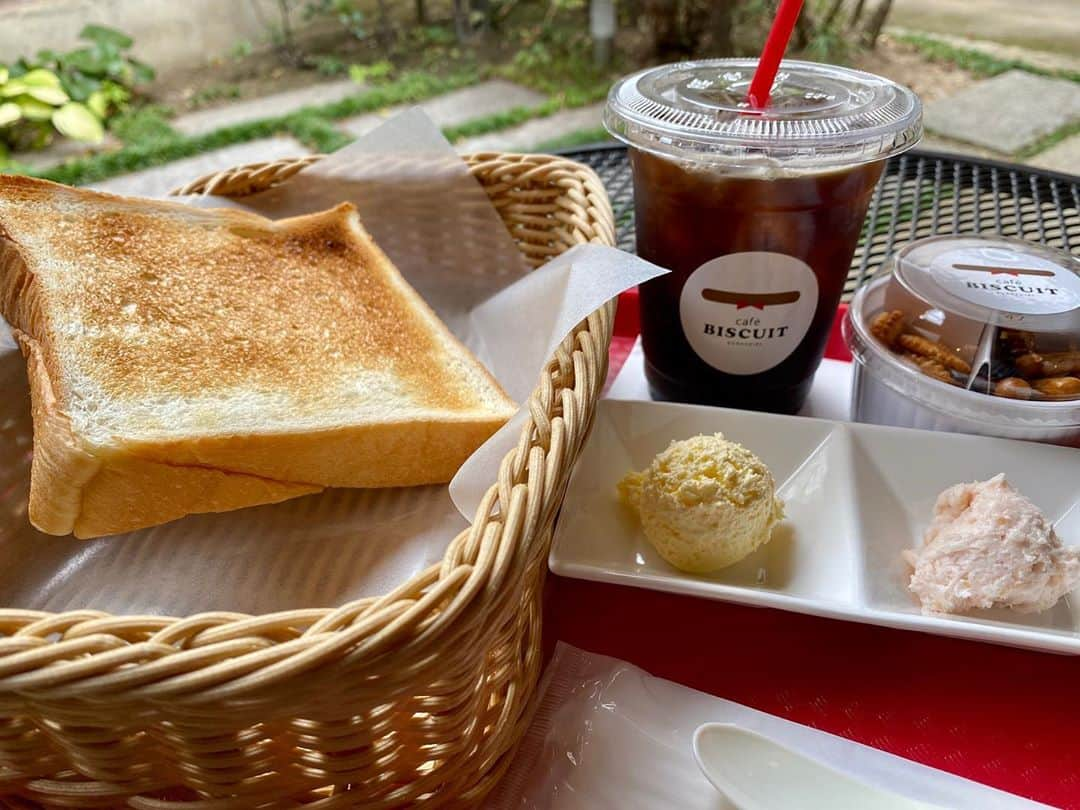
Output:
top-left (545, 289), bottom-right (1080, 809)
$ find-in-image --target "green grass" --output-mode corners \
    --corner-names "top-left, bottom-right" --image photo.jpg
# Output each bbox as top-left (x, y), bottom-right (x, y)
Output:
top-left (14, 64), bottom-right (613, 187)
top-left (897, 33), bottom-right (1080, 160)
top-left (442, 85), bottom-right (608, 144)
top-left (285, 115), bottom-right (353, 154)
top-left (31, 70), bottom-right (480, 186)
top-left (1017, 120), bottom-right (1080, 159)
top-left (532, 126), bottom-right (613, 153)
top-left (442, 104), bottom-right (547, 142)
top-left (2, 5), bottom-right (623, 188)
top-left (188, 82), bottom-right (243, 109)
top-left (895, 33), bottom-right (1080, 83)
top-left (107, 105), bottom-right (177, 143)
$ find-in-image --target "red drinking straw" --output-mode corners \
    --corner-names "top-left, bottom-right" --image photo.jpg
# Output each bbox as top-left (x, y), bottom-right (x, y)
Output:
top-left (747, 0), bottom-right (805, 110)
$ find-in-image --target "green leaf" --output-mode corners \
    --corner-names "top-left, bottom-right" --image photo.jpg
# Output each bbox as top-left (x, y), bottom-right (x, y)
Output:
top-left (17, 96), bottom-right (56, 121)
top-left (52, 101), bottom-right (105, 142)
top-left (2, 78), bottom-right (69, 104)
top-left (20, 68), bottom-right (63, 88)
top-left (101, 79), bottom-right (130, 100)
top-left (129, 58), bottom-right (156, 84)
top-left (0, 102), bottom-right (21, 127)
top-left (98, 80), bottom-right (130, 109)
top-left (60, 70), bottom-right (98, 101)
top-left (87, 90), bottom-right (108, 118)
top-left (3, 81), bottom-right (69, 105)
top-left (25, 84), bottom-right (69, 105)
top-left (79, 24), bottom-right (133, 50)
top-left (63, 47), bottom-right (109, 76)
top-left (0, 67), bottom-right (8, 85)
top-left (349, 60), bottom-right (393, 85)
top-left (105, 58), bottom-right (133, 84)
top-left (35, 48), bottom-right (62, 64)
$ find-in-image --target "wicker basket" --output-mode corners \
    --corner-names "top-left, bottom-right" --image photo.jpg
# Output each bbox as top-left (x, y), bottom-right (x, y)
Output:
top-left (0, 152), bottom-right (616, 807)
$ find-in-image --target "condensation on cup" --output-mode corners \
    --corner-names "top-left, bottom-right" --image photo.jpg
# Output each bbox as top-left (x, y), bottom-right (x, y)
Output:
top-left (604, 59), bottom-right (922, 414)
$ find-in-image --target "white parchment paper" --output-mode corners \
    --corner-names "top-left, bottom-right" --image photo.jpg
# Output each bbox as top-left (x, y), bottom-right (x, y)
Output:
top-left (488, 644), bottom-right (1050, 809)
top-left (0, 110), bottom-right (665, 615)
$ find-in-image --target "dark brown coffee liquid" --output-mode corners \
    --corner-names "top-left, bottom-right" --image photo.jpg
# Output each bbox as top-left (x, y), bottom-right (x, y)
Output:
top-left (631, 149), bottom-right (884, 413)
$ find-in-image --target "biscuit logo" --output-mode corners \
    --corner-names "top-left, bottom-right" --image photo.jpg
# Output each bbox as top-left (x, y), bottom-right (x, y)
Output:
top-left (680, 253), bottom-right (818, 376)
top-left (953, 263), bottom-right (1056, 278)
top-left (702, 289), bottom-right (801, 309)
top-left (929, 247), bottom-right (1080, 317)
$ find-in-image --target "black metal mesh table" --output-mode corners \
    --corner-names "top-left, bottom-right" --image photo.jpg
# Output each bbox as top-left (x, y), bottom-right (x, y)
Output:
top-left (560, 145), bottom-right (1080, 300)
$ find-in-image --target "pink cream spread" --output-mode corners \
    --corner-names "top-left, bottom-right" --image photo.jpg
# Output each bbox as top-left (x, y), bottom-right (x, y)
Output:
top-left (905, 474), bottom-right (1080, 615)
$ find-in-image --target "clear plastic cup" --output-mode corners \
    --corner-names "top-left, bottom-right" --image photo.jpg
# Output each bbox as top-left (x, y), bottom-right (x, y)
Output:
top-left (604, 59), bottom-right (922, 413)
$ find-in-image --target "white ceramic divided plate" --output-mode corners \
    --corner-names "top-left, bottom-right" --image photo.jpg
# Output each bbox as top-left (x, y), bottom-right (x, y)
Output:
top-left (550, 400), bottom-right (1080, 654)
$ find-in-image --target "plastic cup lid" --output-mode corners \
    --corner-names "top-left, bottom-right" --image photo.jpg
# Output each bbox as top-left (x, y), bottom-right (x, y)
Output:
top-left (604, 59), bottom-right (922, 169)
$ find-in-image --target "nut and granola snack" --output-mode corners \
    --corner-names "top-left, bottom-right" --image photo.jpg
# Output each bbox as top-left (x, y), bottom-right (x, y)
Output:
top-left (900, 351), bottom-right (958, 385)
top-left (1015, 352), bottom-right (1080, 379)
top-left (870, 309), bottom-right (906, 348)
top-left (1031, 376), bottom-right (1080, 399)
top-left (897, 333), bottom-right (972, 375)
top-left (993, 377), bottom-right (1033, 400)
top-left (866, 310), bottom-right (1078, 401)
top-left (999, 329), bottom-right (1037, 357)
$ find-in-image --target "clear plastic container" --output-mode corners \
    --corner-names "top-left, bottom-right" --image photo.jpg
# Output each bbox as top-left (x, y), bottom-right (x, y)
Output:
top-left (844, 235), bottom-right (1080, 446)
top-left (603, 59), bottom-right (922, 413)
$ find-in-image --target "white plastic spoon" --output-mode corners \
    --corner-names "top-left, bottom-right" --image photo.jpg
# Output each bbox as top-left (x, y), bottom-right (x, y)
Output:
top-left (693, 723), bottom-right (948, 810)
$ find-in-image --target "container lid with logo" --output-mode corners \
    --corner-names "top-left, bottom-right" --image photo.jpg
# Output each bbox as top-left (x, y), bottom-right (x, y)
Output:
top-left (846, 234), bottom-right (1080, 417)
top-left (604, 59), bottom-right (922, 169)
top-left (893, 235), bottom-right (1080, 331)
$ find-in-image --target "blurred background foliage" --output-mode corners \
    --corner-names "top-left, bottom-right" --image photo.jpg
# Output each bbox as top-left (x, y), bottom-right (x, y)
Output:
top-left (0, 24), bottom-right (154, 157)
top-left (0, 0), bottom-right (896, 176)
top-left (264, 0), bottom-right (893, 78)
top-left (218, 0), bottom-right (897, 118)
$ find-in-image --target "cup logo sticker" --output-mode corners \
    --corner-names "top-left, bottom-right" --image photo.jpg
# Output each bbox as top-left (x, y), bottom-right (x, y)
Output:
top-left (701, 289), bottom-right (802, 308)
top-left (680, 252), bottom-right (818, 376)
top-left (951, 263), bottom-right (1056, 278)
top-left (929, 247), bottom-right (1080, 316)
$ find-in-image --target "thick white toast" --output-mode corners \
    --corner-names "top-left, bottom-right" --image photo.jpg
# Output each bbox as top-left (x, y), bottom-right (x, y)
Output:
top-left (0, 175), bottom-right (516, 538)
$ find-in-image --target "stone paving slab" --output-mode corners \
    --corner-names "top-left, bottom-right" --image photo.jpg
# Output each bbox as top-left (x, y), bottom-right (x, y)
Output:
top-left (888, 28), bottom-right (1080, 76)
top-left (455, 103), bottom-right (604, 153)
top-left (173, 79), bottom-right (361, 136)
top-left (339, 80), bottom-right (546, 138)
top-left (888, 1), bottom-right (1080, 65)
top-left (91, 136), bottom-right (310, 198)
top-left (1029, 134), bottom-right (1080, 177)
top-left (923, 71), bottom-right (1080, 153)
top-left (15, 134), bottom-right (121, 172)
top-left (917, 134), bottom-right (1005, 161)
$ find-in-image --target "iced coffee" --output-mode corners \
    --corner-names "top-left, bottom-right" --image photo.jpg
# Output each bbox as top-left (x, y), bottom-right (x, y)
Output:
top-left (604, 60), bottom-right (922, 413)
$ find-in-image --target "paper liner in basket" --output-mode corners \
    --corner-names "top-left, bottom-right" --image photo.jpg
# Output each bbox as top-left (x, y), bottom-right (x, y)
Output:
top-left (0, 109), bottom-right (666, 615)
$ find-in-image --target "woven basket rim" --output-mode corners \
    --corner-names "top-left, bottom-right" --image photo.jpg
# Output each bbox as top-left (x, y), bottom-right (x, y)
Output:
top-left (0, 149), bottom-right (617, 807)
top-left (0, 150), bottom-right (615, 635)
top-left (0, 150), bottom-right (614, 684)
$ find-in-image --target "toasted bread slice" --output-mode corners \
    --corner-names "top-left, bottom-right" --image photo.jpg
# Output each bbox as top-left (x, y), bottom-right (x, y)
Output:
top-left (0, 175), bottom-right (516, 538)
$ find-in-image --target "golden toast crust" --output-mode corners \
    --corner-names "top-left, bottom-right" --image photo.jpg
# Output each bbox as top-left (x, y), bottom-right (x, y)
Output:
top-left (0, 176), bottom-right (515, 538)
